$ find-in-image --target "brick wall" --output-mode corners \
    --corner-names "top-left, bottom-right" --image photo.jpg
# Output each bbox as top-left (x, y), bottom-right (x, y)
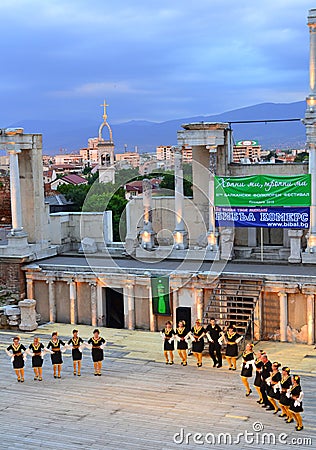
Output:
top-left (0, 176), bottom-right (11, 225)
top-left (262, 292), bottom-right (280, 340)
top-left (0, 260), bottom-right (25, 298)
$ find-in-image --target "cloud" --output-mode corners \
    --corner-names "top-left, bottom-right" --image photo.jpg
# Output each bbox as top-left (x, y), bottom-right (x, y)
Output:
top-left (0, 0), bottom-right (314, 124)
top-left (51, 81), bottom-right (150, 98)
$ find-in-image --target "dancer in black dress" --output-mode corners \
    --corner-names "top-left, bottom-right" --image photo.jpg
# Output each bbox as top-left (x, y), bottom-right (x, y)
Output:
top-left (68, 329), bottom-right (84, 376)
top-left (175, 320), bottom-right (189, 366)
top-left (87, 329), bottom-right (106, 376)
top-left (190, 319), bottom-right (206, 367)
top-left (47, 331), bottom-right (65, 379)
top-left (28, 337), bottom-right (45, 381)
top-left (266, 362), bottom-right (282, 413)
top-left (6, 336), bottom-right (27, 382)
top-left (253, 350), bottom-right (264, 404)
top-left (288, 375), bottom-right (304, 431)
top-left (279, 366), bottom-right (292, 420)
top-left (224, 324), bottom-right (242, 370)
top-left (240, 343), bottom-right (255, 396)
top-left (161, 321), bottom-right (175, 365)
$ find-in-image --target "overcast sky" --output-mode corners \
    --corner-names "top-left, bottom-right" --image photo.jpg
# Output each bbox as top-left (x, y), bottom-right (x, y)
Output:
top-left (0, 0), bottom-right (315, 125)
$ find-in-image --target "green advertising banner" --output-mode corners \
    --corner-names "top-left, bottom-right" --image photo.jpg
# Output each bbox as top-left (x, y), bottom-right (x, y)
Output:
top-left (214, 174), bottom-right (311, 207)
top-left (151, 276), bottom-right (171, 316)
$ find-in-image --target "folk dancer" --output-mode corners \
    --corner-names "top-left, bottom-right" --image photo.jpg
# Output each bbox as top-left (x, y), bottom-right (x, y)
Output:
top-left (28, 337), bottom-right (45, 381)
top-left (190, 319), bottom-right (206, 367)
top-left (161, 321), bottom-right (175, 365)
top-left (175, 320), bottom-right (189, 366)
top-left (46, 331), bottom-right (66, 379)
top-left (87, 329), bottom-right (106, 376)
top-left (224, 324), bottom-right (243, 370)
top-left (240, 343), bottom-right (255, 396)
top-left (278, 367), bottom-right (292, 420)
top-left (206, 317), bottom-right (223, 368)
top-left (253, 350), bottom-right (265, 404)
top-left (260, 353), bottom-right (273, 408)
top-left (6, 336), bottom-right (27, 382)
top-left (288, 375), bottom-right (304, 431)
top-left (266, 362), bottom-right (282, 413)
top-left (68, 329), bottom-right (84, 376)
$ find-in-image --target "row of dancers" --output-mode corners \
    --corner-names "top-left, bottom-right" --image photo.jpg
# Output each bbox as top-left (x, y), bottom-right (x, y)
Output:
top-left (161, 318), bottom-right (242, 368)
top-left (240, 344), bottom-right (304, 432)
top-left (4, 322), bottom-right (306, 433)
top-left (5, 328), bottom-right (106, 381)
top-left (161, 319), bottom-right (305, 432)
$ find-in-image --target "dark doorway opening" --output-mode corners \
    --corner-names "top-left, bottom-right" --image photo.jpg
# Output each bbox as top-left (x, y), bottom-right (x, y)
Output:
top-left (104, 287), bottom-right (124, 328)
top-left (176, 307), bottom-right (192, 330)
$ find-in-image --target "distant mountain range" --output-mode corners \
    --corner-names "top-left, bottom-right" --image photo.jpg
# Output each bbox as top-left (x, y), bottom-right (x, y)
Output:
top-left (8, 101), bottom-right (308, 154)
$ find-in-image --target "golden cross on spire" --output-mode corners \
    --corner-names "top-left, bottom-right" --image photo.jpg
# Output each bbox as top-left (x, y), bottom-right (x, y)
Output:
top-left (100, 99), bottom-right (109, 122)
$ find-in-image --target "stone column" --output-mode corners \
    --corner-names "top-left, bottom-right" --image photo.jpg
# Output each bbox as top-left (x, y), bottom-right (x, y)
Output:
top-left (90, 282), bottom-right (97, 327)
top-left (26, 277), bottom-right (34, 299)
top-left (125, 284), bottom-right (135, 330)
top-left (278, 291), bottom-right (288, 342)
top-left (172, 289), bottom-right (179, 326)
top-left (148, 283), bottom-right (156, 331)
top-left (195, 288), bottom-right (204, 321)
top-left (7, 147), bottom-right (24, 234)
top-left (173, 147), bottom-right (188, 249)
top-left (18, 299), bottom-right (38, 331)
top-left (307, 294), bottom-right (315, 345)
top-left (253, 295), bottom-right (262, 341)
top-left (303, 9), bottom-right (316, 254)
top-left (140, 179), bottom-right (155, 250)
top-left (46, 279), bottom-right (56, 323)
top-left (206, 147), bottom-right (218, 251)
top-left (97, 283), bottom-right (103, 327)
top-left (288, 230), bottom-right (303, 263)
top-left (68, 280), bottom-right (77, 325)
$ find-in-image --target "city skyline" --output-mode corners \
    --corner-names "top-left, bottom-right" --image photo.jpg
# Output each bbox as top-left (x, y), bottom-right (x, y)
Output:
top-left (0, 0), bottom-right (315, 127)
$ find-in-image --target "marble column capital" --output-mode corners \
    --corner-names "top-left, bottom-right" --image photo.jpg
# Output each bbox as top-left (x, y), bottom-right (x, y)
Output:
top-left (6, 146), bottom-right (21, 155)
top-left (277, 291), bottom-right (287, 298)
top-left (125, 283), bottom-right (134, 291)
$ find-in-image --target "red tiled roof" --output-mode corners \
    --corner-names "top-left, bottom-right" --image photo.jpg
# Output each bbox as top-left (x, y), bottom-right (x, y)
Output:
top-left (61, 174), bottom-right (88, 185)
top-left (124, 178), bottom-right (161, 192)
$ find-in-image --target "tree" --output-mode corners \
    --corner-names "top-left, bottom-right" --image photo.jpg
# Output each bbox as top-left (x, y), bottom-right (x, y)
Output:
top-left (159, 171), bottom-right (192, 196)
top-left (294, 152), bottom-right (309, 163)
top-left (57, 184), bottom-right (90, 211)
top-left (83, 188), bottom-right (127, 241)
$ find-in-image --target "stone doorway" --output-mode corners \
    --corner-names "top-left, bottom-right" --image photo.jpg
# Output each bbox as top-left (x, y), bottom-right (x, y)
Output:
top-left (104, 287), bottom-right (124, 329)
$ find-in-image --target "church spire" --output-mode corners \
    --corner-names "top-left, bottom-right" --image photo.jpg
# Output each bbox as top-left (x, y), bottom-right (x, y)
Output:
top-left (98, 99), bottom-right (113, 142)
top-left (101, 99), bottom-right (109, 123)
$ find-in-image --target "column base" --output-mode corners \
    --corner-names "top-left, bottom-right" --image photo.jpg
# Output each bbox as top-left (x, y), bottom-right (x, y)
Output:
top-left (288, 230), bottom-right (302, 264)
top-left (302, 251), bottom-right (316, 263)
top-left (18, 299), bottom-right (38, 331)
top-left (219, 228), bottom-right (234, 260)
top-left (206, 231), bottom-right (219, 252)
top-left (140, 229), bottom-right (156, 250)
top-left (173, 230), bottom-right (188, 250)
top-left (6, 233), bottom-right (32, 257)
